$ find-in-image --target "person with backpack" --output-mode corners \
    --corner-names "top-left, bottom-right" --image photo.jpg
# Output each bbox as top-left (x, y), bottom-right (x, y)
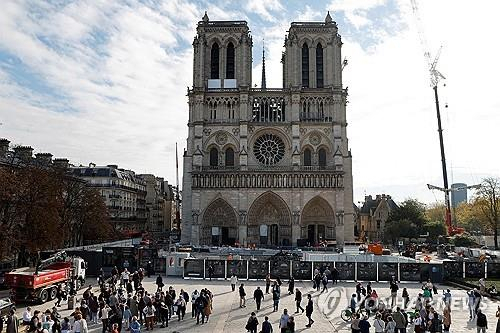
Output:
top-left (130, 317), bottom-right (140, 333)
top-left (393, 307), bottom-right (407, 333)
top-left (476, 309), bottom-right (488, 333)
top-left (385, 316), bottom-right (396, 333)
top-left (245, 312), bottom-right (259, 333)
top-left (60, 318), bottom-right (70, 333)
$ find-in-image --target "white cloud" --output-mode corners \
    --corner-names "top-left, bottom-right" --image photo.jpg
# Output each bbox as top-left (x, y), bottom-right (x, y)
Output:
top-left (1, 0), bottom-right (499, 207)
top-left (327, 0), bottom-right (386, 28)
top-left (245, 0), bottom-right (284, 22)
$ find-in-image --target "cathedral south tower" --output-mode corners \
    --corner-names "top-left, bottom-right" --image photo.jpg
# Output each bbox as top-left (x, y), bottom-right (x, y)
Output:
top-left (182, 12), bottom-right (355, 247)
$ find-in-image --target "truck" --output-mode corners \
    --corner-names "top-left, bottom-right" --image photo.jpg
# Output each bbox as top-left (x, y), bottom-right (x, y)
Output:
top-left (4, 251), bottom-right (86, 303)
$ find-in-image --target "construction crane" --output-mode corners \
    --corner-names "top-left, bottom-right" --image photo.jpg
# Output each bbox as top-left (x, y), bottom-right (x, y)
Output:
top-left (410, 0), bottom-right (459, 235)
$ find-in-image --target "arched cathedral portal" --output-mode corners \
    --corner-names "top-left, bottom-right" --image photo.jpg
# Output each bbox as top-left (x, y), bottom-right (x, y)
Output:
top-left (301, 196), bottom-right (336, 245)
top-left (201, 198), bottom-right (238, 246)
top-left (248, 192), bottom-right (291, 246)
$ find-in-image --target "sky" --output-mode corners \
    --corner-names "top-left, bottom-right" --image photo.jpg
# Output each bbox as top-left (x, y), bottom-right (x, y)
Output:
top-left (0, 0), bottom-right (499, 206)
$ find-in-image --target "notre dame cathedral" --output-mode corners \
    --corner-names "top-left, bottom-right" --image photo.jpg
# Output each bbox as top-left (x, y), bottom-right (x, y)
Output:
top-left (181, 12), bottom-right (355, 247)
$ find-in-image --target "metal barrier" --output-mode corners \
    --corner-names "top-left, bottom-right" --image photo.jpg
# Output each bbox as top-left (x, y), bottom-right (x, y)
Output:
top-left (184, 259), bottom-right (494, 282)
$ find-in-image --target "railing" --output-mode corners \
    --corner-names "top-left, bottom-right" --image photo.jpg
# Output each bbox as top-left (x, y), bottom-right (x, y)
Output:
top-left (299, 112), bottom-right (333, 122)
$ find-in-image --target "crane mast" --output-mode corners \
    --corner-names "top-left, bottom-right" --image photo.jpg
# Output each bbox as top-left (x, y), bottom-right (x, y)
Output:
top-left (410, 0), bottom-right (458, 234)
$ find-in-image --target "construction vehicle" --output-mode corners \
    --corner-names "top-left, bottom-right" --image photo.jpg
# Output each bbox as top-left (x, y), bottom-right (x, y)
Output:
top-left (4, 251), bottom-right (86, 303)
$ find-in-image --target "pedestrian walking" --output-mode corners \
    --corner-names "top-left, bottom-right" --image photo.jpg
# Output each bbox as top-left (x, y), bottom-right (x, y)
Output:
top-left (245, 312), bottom-right (259, 333)
top-left (402, 288), bottom-right (409, 309)
top-left (261, 316), bottom-right (273, 333)
top-left (265, 274), bottom-right (271, 294)
top-left (476, 309), bottom-right (488, 333)
top-left (254, 287), bottom-right (264, 311)
top-left (239, 283), bottom-right (247, 308)
top-left (208, 264), bottom-right (214, 281)
top-left (294, 289), bottom-right (304, 313)
top-left (288, 277), bottom-right (295, 295)
top-left (272, 288), bottom-right (280, 312)
top-left (442, 306), bottom-right (451, 333)
top-left (279, 309), bottom-right (289, 333)
top-left (305, 294), bottom-right (314, 327)
top-left (321, 273), bottom-right (328, 292)
top-left (230, 274), bottom-right (238, 292)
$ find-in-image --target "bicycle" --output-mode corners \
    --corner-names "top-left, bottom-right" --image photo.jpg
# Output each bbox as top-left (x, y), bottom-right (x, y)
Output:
top-left (341, 307), bottom-right (370, 322)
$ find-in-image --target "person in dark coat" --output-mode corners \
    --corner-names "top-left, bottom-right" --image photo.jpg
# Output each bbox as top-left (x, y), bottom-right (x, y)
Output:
top-left (305, 294), bottom-right (314, 327)
top-left (253, 287), bottom-right (264, 311)
top-left (245, 312), bottom-right (259, 333)
top-left (288, 277), bottom-right (295, 295)
top-left (295, 289), bottom-right (304, 313)
top-left (156, 275), bottom-right (164, 292)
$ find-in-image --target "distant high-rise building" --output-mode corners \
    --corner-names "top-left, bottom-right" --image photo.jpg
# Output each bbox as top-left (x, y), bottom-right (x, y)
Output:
top-left (451, 183), bottom-right (467, 208)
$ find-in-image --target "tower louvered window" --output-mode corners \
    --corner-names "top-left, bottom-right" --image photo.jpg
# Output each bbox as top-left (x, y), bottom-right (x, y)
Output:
top-left (226, 42), bottom-right (235, 79)
top-left (316, 43), bottom-right (324, 88)
top-left (302, 43), bottom-right (309, 88)
top-left (211, 43), bottom-right (219, 79)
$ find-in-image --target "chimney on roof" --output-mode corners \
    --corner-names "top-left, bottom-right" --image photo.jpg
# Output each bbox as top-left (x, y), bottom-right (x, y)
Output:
top-left (376, 194), bottom-right (381, 200)
top-left (364, 195), bottom-right (372, 202)
top-left (53, 158), bottom-right (69, 169)
top-left (35, 152), bottom-right (53, 165)
top-left (0, 138), bottom-right (10, 158)
top-left (107, 164), bottom-right (118, 169)
top-left (14, 146), bottom-right (34, 162)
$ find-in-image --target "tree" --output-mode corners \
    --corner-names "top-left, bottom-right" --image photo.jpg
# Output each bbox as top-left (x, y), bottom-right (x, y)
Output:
top-left (423, 220), bottom-right (447, 242)
top-left (384, 199), bottom-right (428, 244)
top-left (0, 163), bottom-right (115, 260)
top-left (476, 177), bottom-right (500, 249)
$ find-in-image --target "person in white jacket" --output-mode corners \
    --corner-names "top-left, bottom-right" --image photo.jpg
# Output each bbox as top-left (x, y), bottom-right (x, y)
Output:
top-left (230, 274), bottom-right (238, 291)
top-left (373, 313), bottom-right (385, 333)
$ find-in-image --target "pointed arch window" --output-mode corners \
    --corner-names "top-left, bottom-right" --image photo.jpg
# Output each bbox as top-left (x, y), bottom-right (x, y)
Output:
top-left (302, 43), bottom-right (309, 88)
top-left (226, 42), bottom-right (235, 79)
top-left (225, 147), bottom-right (234, 167)
top-left (303, 148), bottom-right (312, 166)
top-left (210, 43), bottom-right (219, 79)
top-left (318, 148), bottom-right (326, 168)
top-left (316, 43), bottom-right (324, 88)
top-left (209, 147), bottom-right (219, 167)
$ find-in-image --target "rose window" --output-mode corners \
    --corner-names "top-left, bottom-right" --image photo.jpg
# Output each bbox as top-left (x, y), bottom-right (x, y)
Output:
top-left (253, 133), bottom-right (285, 165)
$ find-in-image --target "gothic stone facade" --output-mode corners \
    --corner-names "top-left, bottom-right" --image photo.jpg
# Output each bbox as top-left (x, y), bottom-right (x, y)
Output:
top-left (181, 13), bottom-right (355, 247)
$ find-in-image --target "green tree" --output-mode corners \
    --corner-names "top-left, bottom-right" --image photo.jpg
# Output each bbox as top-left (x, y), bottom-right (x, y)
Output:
top-left (384, 199), bottom-right (428, 244)
top-left (423, 220), bottom-right (447, 242)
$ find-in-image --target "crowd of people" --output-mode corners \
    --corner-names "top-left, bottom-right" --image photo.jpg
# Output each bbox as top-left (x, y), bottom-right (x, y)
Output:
top-left (347, 277), bottom-right (500, 333)
top-left (1, 264), bottom-right (500, 333)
